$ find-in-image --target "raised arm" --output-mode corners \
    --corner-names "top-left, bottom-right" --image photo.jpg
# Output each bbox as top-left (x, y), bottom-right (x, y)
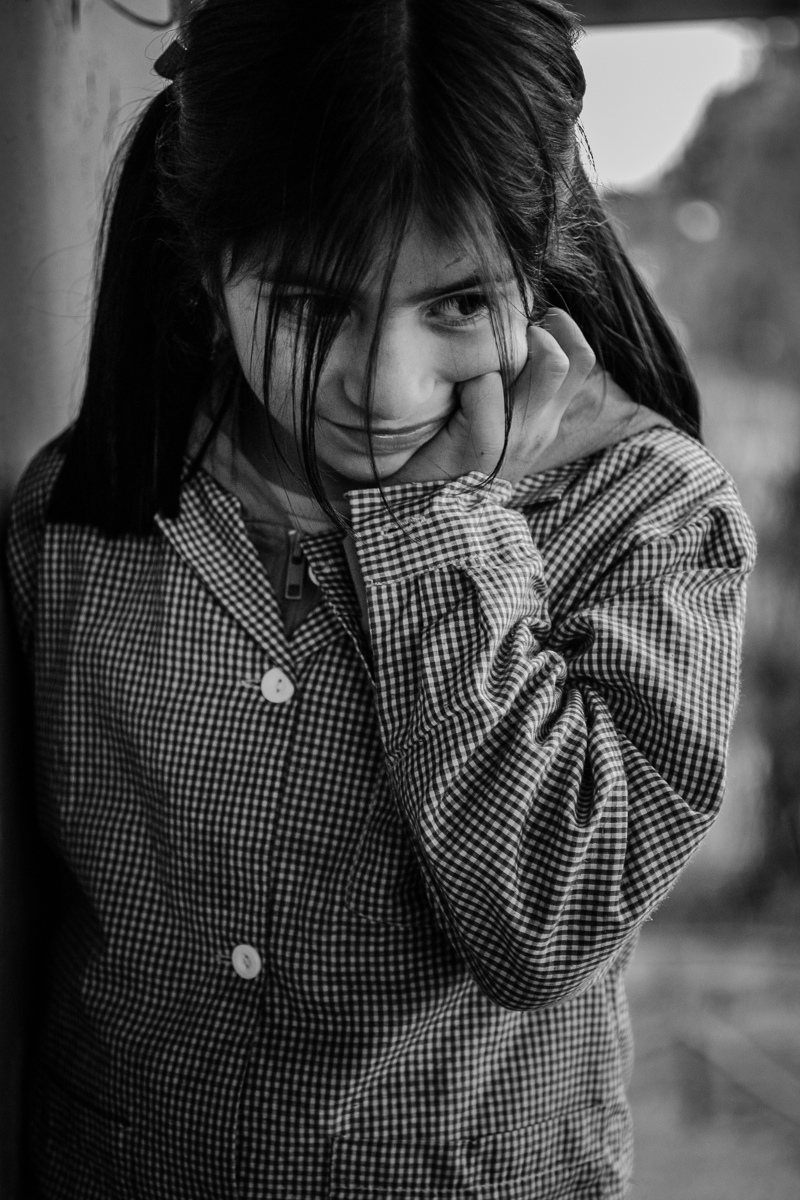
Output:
top-left (347, 437), bottom-right (755, 1010)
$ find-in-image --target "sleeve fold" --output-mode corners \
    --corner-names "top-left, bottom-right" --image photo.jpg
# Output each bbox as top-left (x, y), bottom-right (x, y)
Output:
top-left (347, 463), bottom-right (754, 1010)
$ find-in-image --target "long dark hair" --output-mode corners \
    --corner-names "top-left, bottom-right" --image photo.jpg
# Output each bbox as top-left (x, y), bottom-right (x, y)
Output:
top-left (49, 0), bottom-right (701, 535)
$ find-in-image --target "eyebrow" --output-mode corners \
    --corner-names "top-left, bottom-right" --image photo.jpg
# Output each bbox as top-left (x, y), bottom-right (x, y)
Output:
top-left (262, 271), bottom-right (515, 305)
top-left (406, 273), bottom-right (516, 304)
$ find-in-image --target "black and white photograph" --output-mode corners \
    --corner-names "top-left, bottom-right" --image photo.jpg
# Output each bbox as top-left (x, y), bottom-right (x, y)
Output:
top-left (1, 2), bottom-right (799, 1197)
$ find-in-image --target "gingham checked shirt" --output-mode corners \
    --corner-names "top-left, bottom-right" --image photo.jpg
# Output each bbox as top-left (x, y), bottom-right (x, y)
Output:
top-left (6, 424), bottom-right (754, 1200)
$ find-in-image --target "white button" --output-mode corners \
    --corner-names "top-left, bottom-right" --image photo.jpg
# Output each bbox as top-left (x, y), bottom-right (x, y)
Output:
top-left (307, 564), bottom-right (319, 587)
top-left (260, 667), bottom-right (294, 704)
top-left (232, 944), bottom-right (262, 980)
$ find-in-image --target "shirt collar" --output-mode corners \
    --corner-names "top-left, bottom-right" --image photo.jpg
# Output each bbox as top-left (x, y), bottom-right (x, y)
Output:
top-left (186, 395), bottom-right (343, 536)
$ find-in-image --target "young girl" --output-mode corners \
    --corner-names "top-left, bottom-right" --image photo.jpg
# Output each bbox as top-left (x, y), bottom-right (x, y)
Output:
top-left (6, 1), bottom-right (755, 1197)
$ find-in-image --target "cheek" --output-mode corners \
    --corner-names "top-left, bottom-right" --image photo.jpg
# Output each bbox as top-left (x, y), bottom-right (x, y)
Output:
top-left (442, 312), bottom-right (529, 384)
top-left (224, 287), bottom-right (298, 422)
top-left (225, 286), bottom-right (266, 398)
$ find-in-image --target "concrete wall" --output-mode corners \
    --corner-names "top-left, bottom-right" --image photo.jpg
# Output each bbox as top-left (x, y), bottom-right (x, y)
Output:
top-left (0, 3), bottom-right (163, 1193)
top-left (0, 0), bottom-right (164, 497)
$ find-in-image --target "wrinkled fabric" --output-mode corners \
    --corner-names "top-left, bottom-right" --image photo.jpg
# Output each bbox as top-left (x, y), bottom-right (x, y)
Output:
top-left (5, 425), bottom-right (755, 1199)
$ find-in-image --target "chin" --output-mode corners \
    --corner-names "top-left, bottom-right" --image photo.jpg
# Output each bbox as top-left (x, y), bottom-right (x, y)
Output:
top-left (322, 451), bottom-right (413, 487)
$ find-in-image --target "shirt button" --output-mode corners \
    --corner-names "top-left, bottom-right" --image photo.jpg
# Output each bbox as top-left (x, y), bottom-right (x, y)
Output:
top-left (260, 667), bottom-right (294, 704)
top-left (306, 564), bottom-right (319, 587)
top-left (231, 944), bottom-right (262, 980)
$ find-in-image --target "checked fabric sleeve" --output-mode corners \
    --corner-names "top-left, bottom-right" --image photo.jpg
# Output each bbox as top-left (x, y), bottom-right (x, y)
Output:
top-left (347, 448), bottom-right (755, 1011)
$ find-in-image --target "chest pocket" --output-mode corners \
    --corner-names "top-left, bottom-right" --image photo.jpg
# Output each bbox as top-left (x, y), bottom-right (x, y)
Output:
top-left (345, 775), bottom-right (430, 928)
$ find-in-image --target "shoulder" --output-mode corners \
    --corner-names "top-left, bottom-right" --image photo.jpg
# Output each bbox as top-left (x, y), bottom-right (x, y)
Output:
top-left (515, 424), bottom-right (756, 584)
top-left (4, 433), bottom-right (70, 657)
top-left (593, 426), bottom-right (756, 567)
top-left (568, 426), bottom-right (748, 527)
top-left (516, 425), bottom-right (741, 518)
top-left (8, 433), bottom-right (69, 527)
top-left (580, 425), bottom-right (738, 512)
top-left (6, 432), bottom-right (70, 562)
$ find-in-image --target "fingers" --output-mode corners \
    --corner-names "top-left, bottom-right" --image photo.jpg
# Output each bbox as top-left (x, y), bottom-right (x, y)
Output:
top-left (518, 309), bottom-right (596, 416)
top-left (456, 310), bottom-right (595, 475)
top-left (456, 370), bottom-right (505, 435)
top-left (455, 309), bottom-right (593, 432)
top-left (521, 326), bottom-right (569, 408)
top-left (446, 371), bottom-right (507, 475)
top-left (384, 309), bottom-right (596, 486)
top-left (540, 307), bottom-right (596, 390)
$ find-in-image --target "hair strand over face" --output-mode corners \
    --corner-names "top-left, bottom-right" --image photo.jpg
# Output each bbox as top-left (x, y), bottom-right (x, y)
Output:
top-left (48, 0), bottom-right (700, 534)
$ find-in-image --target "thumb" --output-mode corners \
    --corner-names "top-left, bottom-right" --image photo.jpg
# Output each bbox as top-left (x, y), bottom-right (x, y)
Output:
top-left (456, 370), bottom-right (507, 469)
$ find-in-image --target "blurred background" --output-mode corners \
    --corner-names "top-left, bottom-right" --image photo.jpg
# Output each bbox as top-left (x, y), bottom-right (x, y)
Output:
top-left (1, 1), bottom-right (800, 1197)
top-left (578, 6), bottom-right (800, 1196)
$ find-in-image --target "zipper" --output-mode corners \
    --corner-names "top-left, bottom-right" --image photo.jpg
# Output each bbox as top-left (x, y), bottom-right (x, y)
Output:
top-left (285, 529), bottom-right (305, 602)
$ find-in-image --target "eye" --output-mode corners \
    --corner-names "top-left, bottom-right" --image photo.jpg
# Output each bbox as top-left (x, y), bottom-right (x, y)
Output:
top-left (427, 291), bottom-right (491, 327)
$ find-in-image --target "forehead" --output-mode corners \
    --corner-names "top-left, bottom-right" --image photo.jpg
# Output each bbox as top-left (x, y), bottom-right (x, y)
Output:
top-left (229, 213), bottom-right (510, 296)
top-left (379, 221), bottom-right (475, 288)
top-left (365, 217), bottom-right (514, 296)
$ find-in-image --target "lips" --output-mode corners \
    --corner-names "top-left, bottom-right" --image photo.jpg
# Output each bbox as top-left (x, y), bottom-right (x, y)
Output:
top-left (321, 416), bottom-right (448, 455)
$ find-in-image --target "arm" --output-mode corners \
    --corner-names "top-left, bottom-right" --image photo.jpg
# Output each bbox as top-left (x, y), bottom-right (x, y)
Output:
top-left (348, 442), bottom-right (755, 1010)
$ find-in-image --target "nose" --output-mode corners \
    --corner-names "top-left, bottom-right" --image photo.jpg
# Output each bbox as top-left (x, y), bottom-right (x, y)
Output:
top-left (339, 318), bottom-right (439, 422)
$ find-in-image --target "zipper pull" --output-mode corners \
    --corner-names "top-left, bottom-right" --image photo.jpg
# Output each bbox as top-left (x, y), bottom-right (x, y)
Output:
top-left (285, 529), bottom-right (305, 602)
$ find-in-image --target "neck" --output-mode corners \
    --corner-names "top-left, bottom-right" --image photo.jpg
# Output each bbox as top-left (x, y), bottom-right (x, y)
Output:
top-left (236, 388), bottom-right (352, 517)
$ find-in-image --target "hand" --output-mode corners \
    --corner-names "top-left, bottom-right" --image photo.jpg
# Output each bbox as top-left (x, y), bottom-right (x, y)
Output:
top-left (384, 308), bottom-right (596, 487)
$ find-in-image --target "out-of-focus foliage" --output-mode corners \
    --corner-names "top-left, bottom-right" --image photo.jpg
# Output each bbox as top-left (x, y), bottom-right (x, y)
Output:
top-left (608, 38), bottom-right (800, 384)
top-left (605, 30), bottom-right (800, 917)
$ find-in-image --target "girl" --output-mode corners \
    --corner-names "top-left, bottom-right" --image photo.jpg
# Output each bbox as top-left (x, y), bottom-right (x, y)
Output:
top-left (6, 1), bottom-right (755, 1197)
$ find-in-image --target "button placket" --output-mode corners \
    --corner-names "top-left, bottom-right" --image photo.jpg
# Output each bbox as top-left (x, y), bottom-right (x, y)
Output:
top-left (302, 539), bottom-right (374, 681)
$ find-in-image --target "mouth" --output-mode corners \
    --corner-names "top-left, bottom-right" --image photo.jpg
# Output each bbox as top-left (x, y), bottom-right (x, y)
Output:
top-left (320, 415), bottom-right (448, 455)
